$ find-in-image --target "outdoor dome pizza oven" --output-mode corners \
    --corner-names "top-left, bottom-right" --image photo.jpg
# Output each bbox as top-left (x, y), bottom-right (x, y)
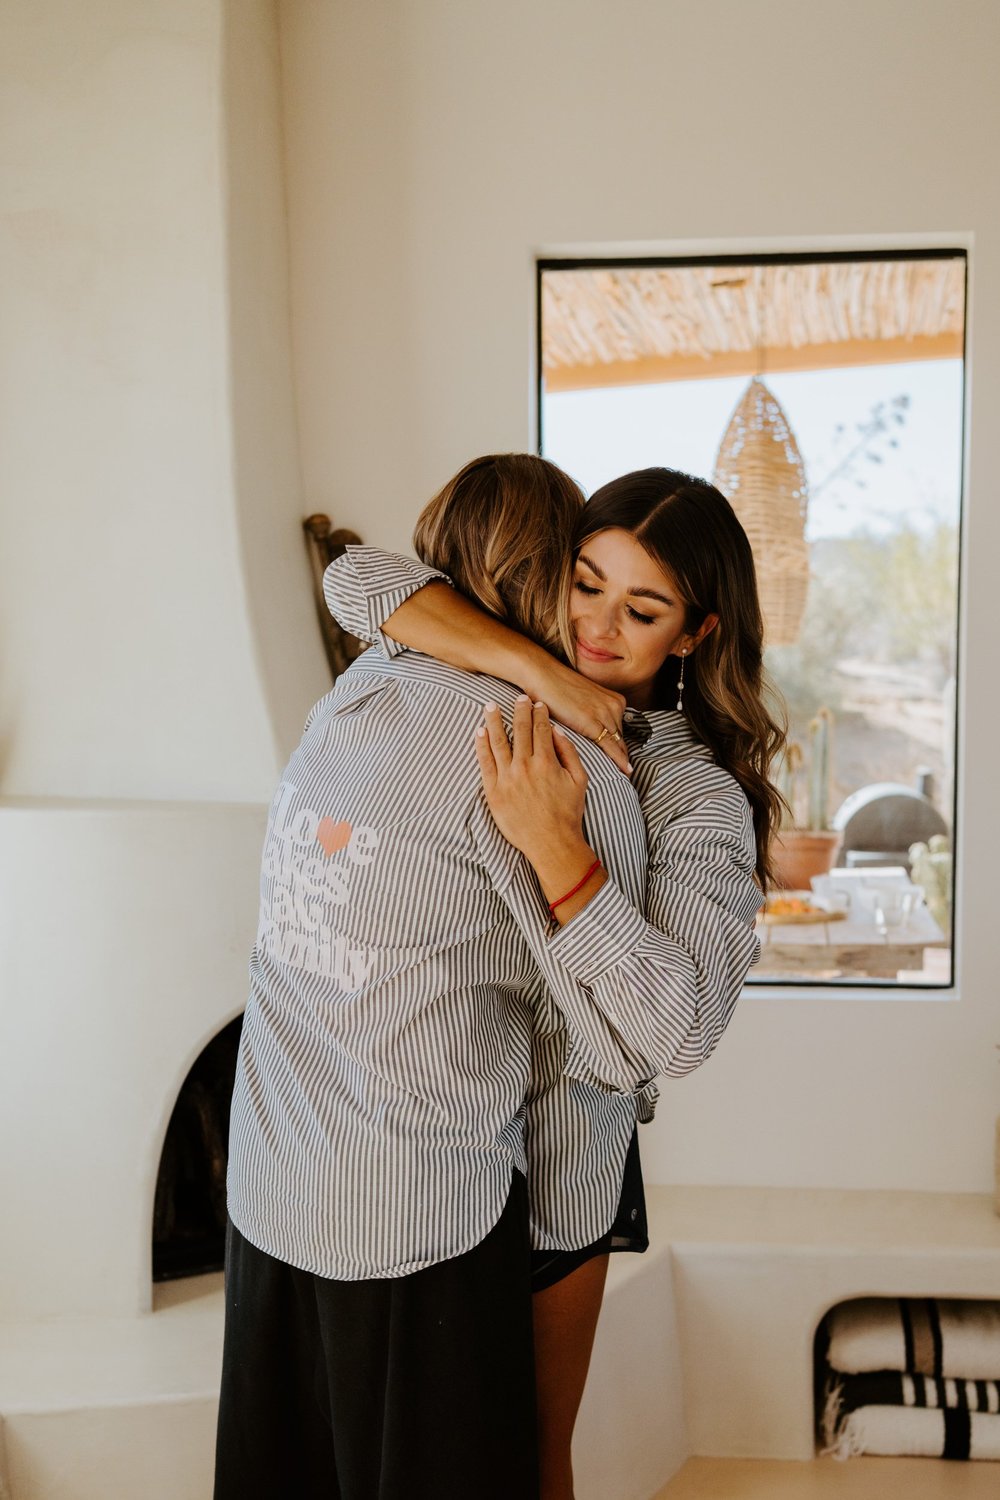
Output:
top-left (831, 782), bottom-right (948, 871)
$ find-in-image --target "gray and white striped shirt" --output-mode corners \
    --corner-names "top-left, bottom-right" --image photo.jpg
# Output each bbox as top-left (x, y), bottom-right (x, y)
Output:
top-left (326, 548), bottom-right (764, 1251)
top-left (227, 647), bottom-right (653, 1278)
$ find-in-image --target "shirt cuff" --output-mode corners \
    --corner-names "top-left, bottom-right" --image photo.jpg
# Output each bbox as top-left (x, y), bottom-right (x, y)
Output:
top-left (350, 550), bottom-right (451, 660)
top-left (547, 877), bottom-right (648, 986)
top-left (366, 593), bottom-right (426, 659)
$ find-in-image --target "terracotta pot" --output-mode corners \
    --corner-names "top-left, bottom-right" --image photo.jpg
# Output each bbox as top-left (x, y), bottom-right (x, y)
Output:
top-left (771, 828), bottom-right (842, 891)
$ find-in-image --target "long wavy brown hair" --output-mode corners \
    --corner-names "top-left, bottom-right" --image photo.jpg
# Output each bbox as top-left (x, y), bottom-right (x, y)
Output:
top-left (578, 468), bottom-right (786, 888)
top-left (413, 453), bottom-right (581, 657)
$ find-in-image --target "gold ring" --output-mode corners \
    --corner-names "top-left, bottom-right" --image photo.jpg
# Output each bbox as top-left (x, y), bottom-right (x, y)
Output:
top-left (596, 727), bottom-right (611, 744)
top-left (611, 730), bottom-right (623, 742)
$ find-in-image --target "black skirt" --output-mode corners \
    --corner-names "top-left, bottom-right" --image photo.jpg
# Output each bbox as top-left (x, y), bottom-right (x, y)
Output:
top-left (530, 1126), bottom-right (648, 1293)
top-left (215, 1173), bottom-right (538, 1500)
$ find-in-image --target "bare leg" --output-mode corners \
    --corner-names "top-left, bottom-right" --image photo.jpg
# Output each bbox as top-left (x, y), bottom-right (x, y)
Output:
top-left (532, 1254), bottom-right (610, 1500)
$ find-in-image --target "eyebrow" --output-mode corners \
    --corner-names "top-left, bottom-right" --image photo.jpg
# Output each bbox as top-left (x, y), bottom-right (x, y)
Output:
top-left (577, 552), bottom-right (676, 608)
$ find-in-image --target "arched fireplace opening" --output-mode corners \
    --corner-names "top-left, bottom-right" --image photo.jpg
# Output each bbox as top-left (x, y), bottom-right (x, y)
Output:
top-left (153, 1014), bottom-right (243, 1282)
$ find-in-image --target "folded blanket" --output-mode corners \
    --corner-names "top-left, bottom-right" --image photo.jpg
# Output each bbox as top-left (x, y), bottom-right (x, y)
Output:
top-left (823, 1402), bottom-right (1000, 1461)
top-left (823, 1370), bottom-right (1000, 1436)
top-left (826, 1298), bottom-right (1000, 1379)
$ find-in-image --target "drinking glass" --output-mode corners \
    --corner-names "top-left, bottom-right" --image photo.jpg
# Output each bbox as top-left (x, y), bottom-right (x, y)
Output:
top-left (874, 891), bottom-right (907, 939)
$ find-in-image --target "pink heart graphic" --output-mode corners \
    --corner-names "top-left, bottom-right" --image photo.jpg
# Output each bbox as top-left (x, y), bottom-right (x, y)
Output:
top-left (316, 818), bottom-right (352, 856)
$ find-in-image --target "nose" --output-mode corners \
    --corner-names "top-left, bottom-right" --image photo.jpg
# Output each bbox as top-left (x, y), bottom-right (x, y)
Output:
top-left (584, 600), bottom-right (619, 643)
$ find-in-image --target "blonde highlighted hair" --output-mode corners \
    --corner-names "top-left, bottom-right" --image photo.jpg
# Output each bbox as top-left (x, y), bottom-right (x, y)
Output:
top-left (413, 454), bottom-right (582, 658)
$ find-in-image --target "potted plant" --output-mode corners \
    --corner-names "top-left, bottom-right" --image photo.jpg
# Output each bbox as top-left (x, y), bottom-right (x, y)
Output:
top-left (772, 708), bottom-right (842, 890)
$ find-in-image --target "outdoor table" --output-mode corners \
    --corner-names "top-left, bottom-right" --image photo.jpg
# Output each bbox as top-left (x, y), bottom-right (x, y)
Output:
top-left (755, 889), bottom-right (948, 983)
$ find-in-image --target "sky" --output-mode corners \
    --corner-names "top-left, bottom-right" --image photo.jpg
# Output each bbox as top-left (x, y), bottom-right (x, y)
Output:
top-left (541, 358), bottom-right (965, 542)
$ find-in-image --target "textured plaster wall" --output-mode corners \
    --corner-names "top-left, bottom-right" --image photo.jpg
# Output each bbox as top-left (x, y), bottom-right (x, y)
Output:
top-left (0, 0), bottom-right (309, 800)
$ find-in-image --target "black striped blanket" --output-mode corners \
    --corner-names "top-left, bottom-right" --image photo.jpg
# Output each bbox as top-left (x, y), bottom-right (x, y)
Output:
top-left (822, 1372), bottom-right (1000, 1460)
top-left (826, 1298), bottom-right (1000, 1380)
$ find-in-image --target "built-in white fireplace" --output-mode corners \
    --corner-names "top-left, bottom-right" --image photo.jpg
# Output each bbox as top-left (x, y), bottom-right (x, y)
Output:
top-left (0, 800), bottom-right (264, 1324)
top-left (0, 799), bottom-right (267, 1499)
top-left (153, 1015), bottom-right (243, 1285)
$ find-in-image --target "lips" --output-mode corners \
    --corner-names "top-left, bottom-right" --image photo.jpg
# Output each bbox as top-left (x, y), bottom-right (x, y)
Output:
top-left (576, 637), bottom-right (620, 663)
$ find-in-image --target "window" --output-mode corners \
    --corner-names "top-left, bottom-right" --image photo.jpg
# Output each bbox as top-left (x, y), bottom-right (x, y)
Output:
top-left (538, 251), bottom-right (965, 989)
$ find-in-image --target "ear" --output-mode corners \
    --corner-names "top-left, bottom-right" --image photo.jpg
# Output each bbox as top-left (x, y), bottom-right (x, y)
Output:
top-left (686, 613), bottom-right (720, 652)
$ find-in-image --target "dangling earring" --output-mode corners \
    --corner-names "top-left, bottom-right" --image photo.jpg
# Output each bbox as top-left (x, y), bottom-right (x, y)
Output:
top-left (676, 649), bottom-right (687, 713)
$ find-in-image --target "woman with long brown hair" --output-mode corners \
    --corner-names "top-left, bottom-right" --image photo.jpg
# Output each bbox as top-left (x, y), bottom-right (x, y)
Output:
top-left (567, 466), bottom-right (785, 886)
top-left (326, 464), bottom-right (785, 1500)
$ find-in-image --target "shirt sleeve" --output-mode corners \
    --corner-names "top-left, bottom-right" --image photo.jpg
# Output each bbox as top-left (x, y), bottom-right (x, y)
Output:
top-left (468, 773), bottom-right (755, 1098)
top-left (548, 784), bottom-right (763, 1086)
top-left (467, 690), bottom-right (762, 1098)
top-left (323, 546), bottom-right (451, 659)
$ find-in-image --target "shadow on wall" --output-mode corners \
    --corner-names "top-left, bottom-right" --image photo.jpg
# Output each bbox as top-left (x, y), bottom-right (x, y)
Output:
top-left (222, 0), bottom-right (329, 762)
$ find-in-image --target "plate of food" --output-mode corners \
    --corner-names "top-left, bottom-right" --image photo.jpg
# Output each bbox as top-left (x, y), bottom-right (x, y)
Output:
top-left (761, 893), bottom-right (848, 926)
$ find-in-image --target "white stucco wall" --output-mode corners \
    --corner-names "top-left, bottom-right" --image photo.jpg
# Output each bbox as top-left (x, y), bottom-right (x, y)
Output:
top-left (278, 0), bottom-right (1000, 1192)
top-left (222, 0), bottom-right (330, 760)
top-left (0, 0), bottom-right (310, 801)
top-left (0, 0), bottom-right (325, 1328)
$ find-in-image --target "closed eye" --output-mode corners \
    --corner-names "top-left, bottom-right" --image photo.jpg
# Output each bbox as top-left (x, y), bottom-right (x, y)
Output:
top-left (575, 578), bottom-right (657, 624)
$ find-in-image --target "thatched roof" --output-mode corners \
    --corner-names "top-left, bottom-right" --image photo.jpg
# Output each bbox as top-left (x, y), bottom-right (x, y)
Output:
top-left (541, 258), bottom-right (965, 391)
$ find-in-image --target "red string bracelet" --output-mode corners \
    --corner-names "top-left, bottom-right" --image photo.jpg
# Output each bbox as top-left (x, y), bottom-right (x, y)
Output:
top-left (548, 858), bottom-right (602, 916)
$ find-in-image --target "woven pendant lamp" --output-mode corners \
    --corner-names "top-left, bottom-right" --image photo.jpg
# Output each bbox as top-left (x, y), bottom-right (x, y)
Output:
top-left (713, 375), bottom-right (810, 647)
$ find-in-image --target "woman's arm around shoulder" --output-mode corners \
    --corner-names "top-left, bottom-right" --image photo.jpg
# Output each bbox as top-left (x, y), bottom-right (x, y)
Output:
top-left (324, 544), bottom-right (630, 770)
top-left (322, 546), bottom-right (449, 659)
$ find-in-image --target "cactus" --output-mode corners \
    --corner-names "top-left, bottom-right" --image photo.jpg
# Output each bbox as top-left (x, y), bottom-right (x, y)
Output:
top-left (777, 708), bottom-right (834, 830)
top-left (807, 708), bottom-right (834, 831)
top-left (777, 741), bottom-right (803, 829)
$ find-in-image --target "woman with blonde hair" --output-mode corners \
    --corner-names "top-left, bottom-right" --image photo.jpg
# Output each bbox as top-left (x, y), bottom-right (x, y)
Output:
top-left (326, 464), bottom-right (784, 1500)
top-left (217, 452), bottom-right (653, 1500)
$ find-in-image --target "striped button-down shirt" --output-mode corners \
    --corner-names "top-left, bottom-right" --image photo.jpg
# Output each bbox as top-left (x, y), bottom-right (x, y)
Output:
top-left (326, 548), bottom-right (764, 1250)
top-left (227, 647), bottom-right (652, 1279)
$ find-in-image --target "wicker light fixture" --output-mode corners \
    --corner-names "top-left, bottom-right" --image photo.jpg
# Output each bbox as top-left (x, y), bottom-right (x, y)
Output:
top-left (713, 375), bottom-right (810, 647)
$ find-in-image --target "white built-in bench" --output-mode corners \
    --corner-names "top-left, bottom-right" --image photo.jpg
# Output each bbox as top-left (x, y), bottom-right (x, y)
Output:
top-left (2, 1189), bottom-right (999, 1500)
top-left (577, 1186), bottom-right (1000, 1500)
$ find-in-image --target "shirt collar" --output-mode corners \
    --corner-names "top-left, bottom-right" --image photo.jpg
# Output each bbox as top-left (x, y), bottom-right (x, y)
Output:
top-left (624, 705), bottom-right (702, 757)
top-left (622, 707), bottom-right (653, 746)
